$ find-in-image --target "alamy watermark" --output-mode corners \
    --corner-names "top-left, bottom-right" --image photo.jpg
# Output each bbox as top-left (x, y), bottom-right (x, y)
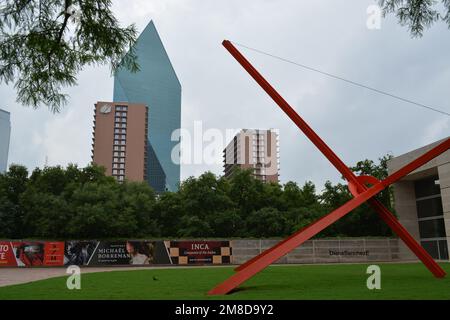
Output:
top-left (66, 265), bottom-right (81, 290)
top-left (366, 265), bottom-right (381, 290)
top-left (367, 5), bottom-right (382, 30)
top-left (171, 122), bottom-right (280, 175)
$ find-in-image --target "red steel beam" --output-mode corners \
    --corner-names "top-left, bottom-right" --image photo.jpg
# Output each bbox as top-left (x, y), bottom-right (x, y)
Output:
top-left (209, 40), bottom-right (449, 295)
top-left (221, 39), bottom-right (447, 278)
top-left (235, 139), bottom-right (450, 275)
top-left (209, 139), bottom-right (449, 295)
top-left (209, 182), bottom-right (388, 295)
top-left (222, 40), bottom-right (360, 188)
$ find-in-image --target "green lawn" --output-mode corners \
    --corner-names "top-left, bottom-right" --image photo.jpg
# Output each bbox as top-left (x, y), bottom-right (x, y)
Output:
top-left (0, 263), bottom-right (449, 300)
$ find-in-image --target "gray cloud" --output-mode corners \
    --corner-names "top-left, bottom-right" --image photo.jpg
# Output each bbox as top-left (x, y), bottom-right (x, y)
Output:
top-left (1, 0), bottom-right (449, 190)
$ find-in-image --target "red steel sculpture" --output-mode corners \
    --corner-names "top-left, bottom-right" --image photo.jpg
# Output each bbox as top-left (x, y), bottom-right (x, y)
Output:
top-left (208, 40), bottom-right (450, 295)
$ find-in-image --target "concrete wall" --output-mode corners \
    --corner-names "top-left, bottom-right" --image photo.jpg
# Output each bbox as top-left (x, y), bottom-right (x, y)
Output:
top-left (231, 238), bottom-right (401, 265)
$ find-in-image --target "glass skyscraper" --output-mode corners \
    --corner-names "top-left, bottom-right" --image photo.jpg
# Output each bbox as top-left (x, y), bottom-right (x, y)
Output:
top-left (113, 21), bottom-right (181, 192)
top-left (0, 108), bottom-right (11, 173)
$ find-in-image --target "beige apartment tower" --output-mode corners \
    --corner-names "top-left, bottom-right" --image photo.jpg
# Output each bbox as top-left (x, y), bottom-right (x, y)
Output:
top-left (224, 129), bottom-right (280, 183)
top-left (92, 102), bottom-right (148, 182)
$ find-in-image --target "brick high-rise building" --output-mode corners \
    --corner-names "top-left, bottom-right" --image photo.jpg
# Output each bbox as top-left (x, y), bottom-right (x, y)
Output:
top-left (92, 102), bottom-right (148, 183)
top-left (223, 129), bottom-right (280, 183)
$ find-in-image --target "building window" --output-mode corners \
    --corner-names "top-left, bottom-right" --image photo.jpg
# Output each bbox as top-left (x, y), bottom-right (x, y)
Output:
top-left (416, 197), bottom-right (443, 219)
top-left (415, 176), bottom-right (441, 198)
top-left (418, 219), bottom-right (446, 239)
top-left (415, 175), bottom-right (448, 260)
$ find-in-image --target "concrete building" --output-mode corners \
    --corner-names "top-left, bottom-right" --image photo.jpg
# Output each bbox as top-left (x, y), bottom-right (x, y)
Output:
top-left (223, 129), bottom-right (280, 183)
top-left (113, 21), bottom-right (181, 192)
top-left (0, 109), bottom-right (11, 173)
top-left (92, 102), bottom-right (148, 183)
top-left (387, 137), bottom-right (450, 261)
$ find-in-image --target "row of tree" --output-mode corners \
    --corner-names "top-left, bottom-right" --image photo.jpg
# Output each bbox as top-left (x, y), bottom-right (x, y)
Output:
top-left (0, 155), bottom-right (395, 239)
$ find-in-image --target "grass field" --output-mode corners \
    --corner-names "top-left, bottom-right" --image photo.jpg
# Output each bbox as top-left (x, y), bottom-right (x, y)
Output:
top-left (0, 263), bottom-right (449, 300)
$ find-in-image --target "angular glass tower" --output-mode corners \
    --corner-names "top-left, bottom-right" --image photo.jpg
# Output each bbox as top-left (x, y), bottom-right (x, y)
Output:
top-left (0, 108), bottom-right (11, 173)
top-left (113, 21), bottom-right (181, 192)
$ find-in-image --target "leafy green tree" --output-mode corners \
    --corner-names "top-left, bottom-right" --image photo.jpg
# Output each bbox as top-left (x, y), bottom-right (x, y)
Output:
top-left (179, 172), bottom-right (234, 220)
top-left (0, 0), bottom-right (138, 112)
top-left (227, 169), bottom-right (264, 215)
top-left (177, 215), bottom-right (213, 238)
top-left (246, 207), bottom-right (288, 238)
top-left (67, 182), bottom-right (128, 238)
top-left (20, 190), bottom-right (70, 238)
top-left (208, 209), bottom-right (244, 238)
top-left (121, 182), bottom-right (159, 237)
top-left (379, 0), bottom-right (450, 37)
top-left (0, 165), bottom-right (29, 238)
top-left (155, 192), bottom-right (184, 237)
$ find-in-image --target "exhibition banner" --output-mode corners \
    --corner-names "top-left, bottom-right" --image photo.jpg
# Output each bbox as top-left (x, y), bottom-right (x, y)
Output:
top-left (168, 241), bottom-right (232, 264)
top-left (0, 241), bottom-right (64, 267)
top-left (0, 240), bottom-right (232, 267)
top-left (64, 241), bottom-right (172, 266)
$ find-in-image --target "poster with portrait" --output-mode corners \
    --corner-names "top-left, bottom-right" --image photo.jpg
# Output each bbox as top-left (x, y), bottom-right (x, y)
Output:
top-left (64, 241), bottom-right (171, 266)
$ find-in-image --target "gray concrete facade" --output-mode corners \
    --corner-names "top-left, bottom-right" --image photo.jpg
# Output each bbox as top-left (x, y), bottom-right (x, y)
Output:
top-left (0, 109), bottom-right (11, 173)
top-left (387, 136), bottom-right (450, 261)
top-left (231, 238), bottom-right (400, 265)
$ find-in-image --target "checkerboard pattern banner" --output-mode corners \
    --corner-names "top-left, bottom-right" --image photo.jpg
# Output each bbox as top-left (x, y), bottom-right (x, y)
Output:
top-left (168, 241), bottom-right (232, 265)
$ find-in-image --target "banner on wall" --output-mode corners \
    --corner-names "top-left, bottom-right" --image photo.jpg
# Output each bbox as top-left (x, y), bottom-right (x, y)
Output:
top-left (64, 241), bottom-right (172, 266)
top-left (0, 241), bottom-right (64, 267)
top-left (168, 241), bottom-right (232, 265)
top-left (1, 240), bottom-right (232, 267)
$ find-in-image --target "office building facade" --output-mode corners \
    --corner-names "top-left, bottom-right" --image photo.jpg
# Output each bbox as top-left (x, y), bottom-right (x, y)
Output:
top-left (113, 21), bottom-right (181, 192)
top-left (224, 129), bottom-right (280, 183)
top-left (0, 109), bottom-right (11, 173)
top-left (92, 102), bottom-right (148, 183)
top-left (387, 137), bottom-right (450, 261)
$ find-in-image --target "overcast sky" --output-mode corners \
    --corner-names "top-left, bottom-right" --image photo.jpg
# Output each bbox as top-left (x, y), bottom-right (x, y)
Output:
top-left (1, 0), bottom-right (449, 189)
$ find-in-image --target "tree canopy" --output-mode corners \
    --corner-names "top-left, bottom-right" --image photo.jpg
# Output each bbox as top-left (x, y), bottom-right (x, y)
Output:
top-left (380, 0), bottom-right (450, 37)
top-left (0, 154), bottom-right (395, 240)
top-left (0, 0), bottom-right (138, 112)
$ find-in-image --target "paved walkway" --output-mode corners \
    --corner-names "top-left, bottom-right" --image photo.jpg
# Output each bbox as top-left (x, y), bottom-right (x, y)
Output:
top-left (0, 266), bottom-right (188, 287)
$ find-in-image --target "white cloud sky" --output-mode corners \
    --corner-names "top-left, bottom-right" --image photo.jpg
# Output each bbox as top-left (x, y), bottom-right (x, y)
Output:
top-left (1, 0), bottom-right (449, 190)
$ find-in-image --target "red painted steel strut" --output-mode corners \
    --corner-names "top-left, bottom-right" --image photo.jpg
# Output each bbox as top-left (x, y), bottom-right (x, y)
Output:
top-left (208, 40), bottom-right (449, 295)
